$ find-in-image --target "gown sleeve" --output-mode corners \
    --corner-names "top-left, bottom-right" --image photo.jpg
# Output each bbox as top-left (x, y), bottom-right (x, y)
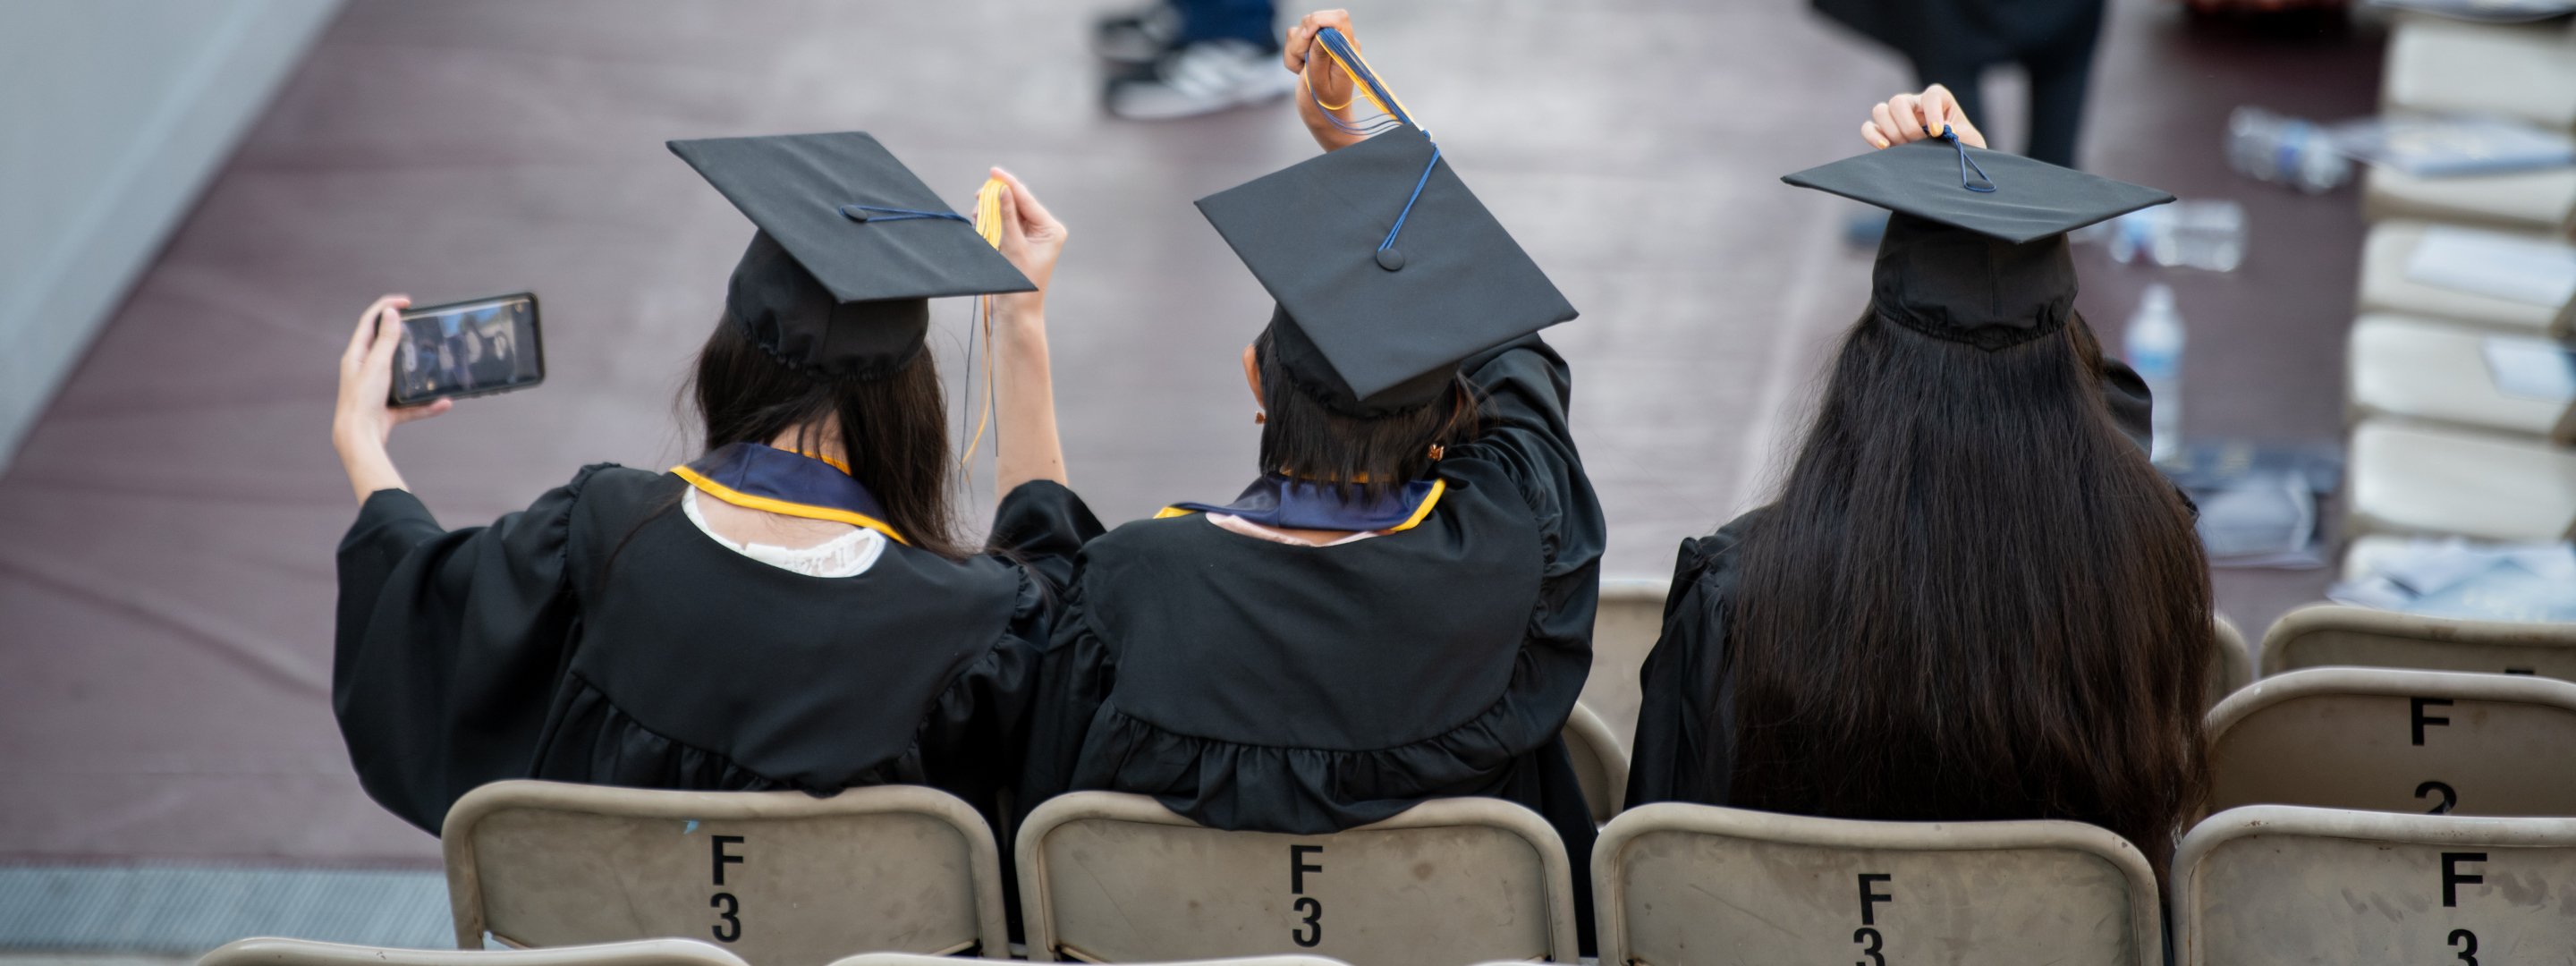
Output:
top-left (1623, 509), bottom-right (1761, 809)
top-left (333, 466), bottom-right (604, 834)
top-left (915, 480), bottom-right (1104, 826)
top-left (1453, 334), bottom-right (1608, 707)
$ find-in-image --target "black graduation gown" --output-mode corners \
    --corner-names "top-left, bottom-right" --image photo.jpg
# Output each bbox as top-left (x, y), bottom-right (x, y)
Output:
top-left (333, 469), bottom-right (1101, 836)
top-left (1021, 337), bottom-right (1605, 942)
top-left (1626, 360), bottom-right (2164, 808)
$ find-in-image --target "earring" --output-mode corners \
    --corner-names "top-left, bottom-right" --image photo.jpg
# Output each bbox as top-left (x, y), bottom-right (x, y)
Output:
top-left (1426, 442), bottom-right (1445, 461)
top-left (1254, 411), bottom-right (1267, 425)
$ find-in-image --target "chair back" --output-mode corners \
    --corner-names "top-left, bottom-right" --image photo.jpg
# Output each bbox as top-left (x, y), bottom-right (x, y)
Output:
top-left (2209, 614), bottom-right (2252, 708)
top-left (2174, 805), bottom-right (2576, 964)
top-left (199, 938), bottom-right (748, 966)
top-left (1563, 702), bottom-right (1628, 824)
top-left (2261, 603), bottom-right (2576, 682)
top-left (2205, 668), bottom-right (2576, 818)
top-left (1015, 792), bottom-right (1580, 965)
top-left (1592, 803), bottom-right (2161, 966)
top-left (442, 782), bottom-right (1008, 963)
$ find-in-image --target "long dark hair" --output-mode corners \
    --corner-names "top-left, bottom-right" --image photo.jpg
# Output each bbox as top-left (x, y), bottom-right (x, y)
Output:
top-left (689, 319), bottom-right (970, 561)
top-left (1724, 308), bottom-right (2211, 879)
top-left (1255, 329), bottom-right (1483, 502)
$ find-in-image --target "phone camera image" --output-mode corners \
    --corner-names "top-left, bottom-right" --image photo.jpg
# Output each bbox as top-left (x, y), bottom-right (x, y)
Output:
top-left (392, 293), bottom-right (544, 406)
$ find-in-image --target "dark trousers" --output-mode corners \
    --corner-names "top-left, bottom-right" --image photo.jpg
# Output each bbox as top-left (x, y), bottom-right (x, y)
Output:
top-left (1172, 0), bottom-right (1276, 48)
top-left (1908, 25), bottom-right (2099, 168)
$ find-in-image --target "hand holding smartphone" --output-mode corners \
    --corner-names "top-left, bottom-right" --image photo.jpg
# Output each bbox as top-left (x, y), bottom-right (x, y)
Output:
top-left (389, 292), bottom-right (546, 406)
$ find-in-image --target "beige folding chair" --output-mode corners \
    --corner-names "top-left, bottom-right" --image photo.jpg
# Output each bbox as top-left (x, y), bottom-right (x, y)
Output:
top-left (1563, 701), bottom-right (1629, 824)
top-left (443, 781), bottom-right (1009, 963)
top-left (2362, 164), bottom-right (2576, 237)
top-left (2209, 614), bottom-right (2252, 708)
top-left (2356, 222), bottom-right (2574, 336)
top-left (1592, 803), bottom-right (2160, 966)
top-left (2382, 17), bottom-right (2576, 134)
top-left (1582, 575), bottom-right (1671, 755)
top-left (1015, 792), bottom-right (1580, 965)
top-left (2346, 419), bottom-right (2576, 542)
top-left (832, 956), bottom-right (1348, 966)
top-left (199, 938), bottom-right (748, 966)
top-left (2173, 805), bottom-right (2576, 965)
top-left (2204, 667), bottom-right (2576, 818)
top-left (2348, 314), bottom-right (2576, 443)
top-left (2261, 603), bottom-right (2576, 681)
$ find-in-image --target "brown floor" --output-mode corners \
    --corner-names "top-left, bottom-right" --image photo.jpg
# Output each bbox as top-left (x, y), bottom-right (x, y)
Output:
top-left (0, 0), bottom-right (2381, 864)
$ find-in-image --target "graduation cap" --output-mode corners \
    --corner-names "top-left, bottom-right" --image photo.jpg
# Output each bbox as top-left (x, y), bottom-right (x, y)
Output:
top-left (1196, 124), bottom-right (1577, 417)
top-left (669, 131), bottom-right (1033, 380)
top-left (1784, 136), bottom-right (2174, 350)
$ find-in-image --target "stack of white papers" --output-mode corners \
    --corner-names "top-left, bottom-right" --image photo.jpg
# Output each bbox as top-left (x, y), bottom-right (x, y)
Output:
top-left (2405, 226), bottom-right (2576, 307)
top-left (2329, 115), bottom-right (2576, 176)
top-left (2483, 336), bottom-right (2576, 402)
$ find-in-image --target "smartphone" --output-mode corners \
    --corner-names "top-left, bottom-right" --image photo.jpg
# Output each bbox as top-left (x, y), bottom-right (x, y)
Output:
top-left (389, 292), bottom-right (544, 407)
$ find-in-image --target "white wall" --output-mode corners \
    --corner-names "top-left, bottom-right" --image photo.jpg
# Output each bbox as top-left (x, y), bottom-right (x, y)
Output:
top-left (0, 0), bottom-right (343, 472)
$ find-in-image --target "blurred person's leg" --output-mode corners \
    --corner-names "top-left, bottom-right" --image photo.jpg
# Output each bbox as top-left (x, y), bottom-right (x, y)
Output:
top-left (1104, 0), bottom-right (1292, 121)
top-left (2017, 4), bottom-right (2104, 170)
top-left (1094, 4), bottom-right (1183, 65)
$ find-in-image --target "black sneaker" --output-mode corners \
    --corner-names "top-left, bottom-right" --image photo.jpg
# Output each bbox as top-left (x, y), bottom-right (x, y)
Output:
top-left (1092, 4), bottom-right (1182, 65)
top-left (1103, 38), bottom-right (1297, 121)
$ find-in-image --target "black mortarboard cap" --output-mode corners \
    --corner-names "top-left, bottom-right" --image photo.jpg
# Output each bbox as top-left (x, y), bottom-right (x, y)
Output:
top-left (1784, 139), bottom-right (2173, 349)
top-left (1196, 125), bottom-right (1577, 416)
top-left (669, 131), bottom-right (1033, 379)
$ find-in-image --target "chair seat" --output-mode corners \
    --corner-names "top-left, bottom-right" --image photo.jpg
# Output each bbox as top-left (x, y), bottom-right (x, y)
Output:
top-left (2349, 419), bottom-right (2576, 541)
top-left (2357, 222), bottom-right (2572, 335)
top-left (2348, 313), bottom-right (2571, 439)
top-left (2383, 19), bottom-right (2576, 133)
top-left (2363, 165), bottom-right (2576, 235)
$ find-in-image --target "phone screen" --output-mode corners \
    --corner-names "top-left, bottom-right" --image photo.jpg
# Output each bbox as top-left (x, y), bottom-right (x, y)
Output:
top-left (391, 293), bottom-right (544, 406)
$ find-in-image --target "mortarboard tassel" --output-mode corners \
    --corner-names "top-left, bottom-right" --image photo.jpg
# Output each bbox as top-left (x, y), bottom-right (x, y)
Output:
top-left (1309, 27), bottom-right (1441, 272)
top-left (958, 176), bottom-right (1009, 468)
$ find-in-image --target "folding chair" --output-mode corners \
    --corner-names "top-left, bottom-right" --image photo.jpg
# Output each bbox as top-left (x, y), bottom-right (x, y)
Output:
top-left (2382, 17), bottom-right (2576, 134)
top-left (1563, 701), bottom-right (1629, 825)
top-left (2173, 805), bottom-right (2576, 965)
top-left (2261, 602), bottom-right (2576, 682)
top-left (831, 956), bottom-right (1348, 966)
top-left (2356, 222), bottom-right (2574, 336)
top-left (2346, 419), bottom-right (2576, 542)
top-left (1591, 803), bottom-right (2160, 966)
top-left (1015, 792), bottom-right (1580, 965)
top-left (2204, 667), bottom-right (2576, 817)
top-left (1582, 575), bottom-right (1671, 755)
top-left (2362, 164), bottom-right (2576, 237)
top-left (2210, 614), bottom-right (2252, 709)
top-left (443, 781), bottom-right (1010, 963)
top-left (199, 938), bottom-right (747, 966)
top-left (2348, 314), bottom-right (2576, 443)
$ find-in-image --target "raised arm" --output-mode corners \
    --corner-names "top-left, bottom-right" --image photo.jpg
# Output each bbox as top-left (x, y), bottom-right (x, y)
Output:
top-left (987, 167), bottom-right (1071, 499)
top-left (333, 294), bottom-right (453, 503)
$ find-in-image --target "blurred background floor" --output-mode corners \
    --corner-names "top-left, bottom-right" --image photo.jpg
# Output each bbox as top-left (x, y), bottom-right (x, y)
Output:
top-left (0, 0), bottom-right (2379, 866)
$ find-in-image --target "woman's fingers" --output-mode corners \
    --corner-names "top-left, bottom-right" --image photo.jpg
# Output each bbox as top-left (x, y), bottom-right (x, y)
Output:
top-left (1863, 120), bottom-right (1892, 149)
top-left (1891, 92), bottom-right (1928, 137)
top-left (392, 398), bottom-right (453, 425)
top-left (994, 166), bottom-right (1057, 235)
top-left (345, 295), bottom-right (407, 372)
top-left (1870, 102), bottom-right (1904, 144)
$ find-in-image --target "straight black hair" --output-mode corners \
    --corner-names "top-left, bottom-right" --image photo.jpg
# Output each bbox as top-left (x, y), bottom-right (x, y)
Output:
top-left (1725, 308), bottom-right (2212, 882)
